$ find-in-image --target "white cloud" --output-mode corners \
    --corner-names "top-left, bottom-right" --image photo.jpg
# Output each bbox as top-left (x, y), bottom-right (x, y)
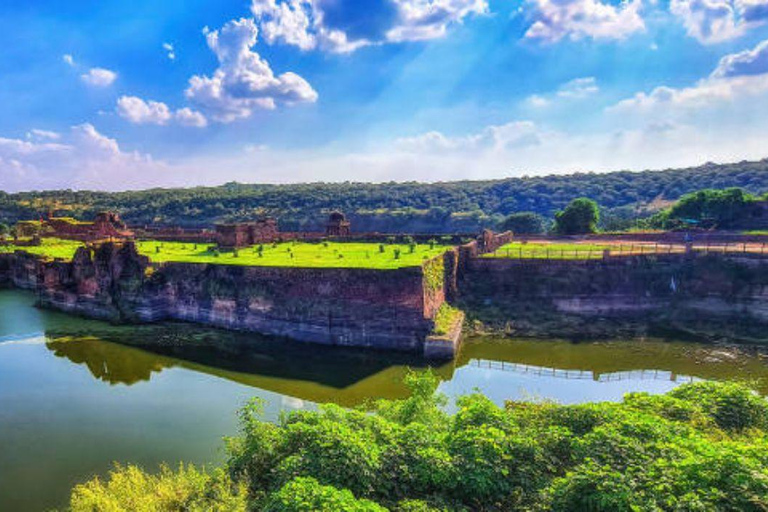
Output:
top-left (386, 0), bottom-right (489, 42)
top-left (712, 38), bottom-right (768, 77)
top-left (524, 77), bottom-right (599, 107)
top-left (163, 42), bottom-right (176, 60)
top-left (524, 0), bottom-right (645, 42)
top-left (670, 0), bottom-right (768, 43)
top-left (0, 124), bottom-right (166, 191)
top-left (175, 107), bottom-right (209, 127)
top-left (117, 96), bottom-right (173, 125)
top-left (251, 0), bottom-right (318, 50)
top-left (612, 38), bottom-right (768, 113)
top-left (80, 67), bottom-right (117, 87)
top-left (249, 0), bottom-right (487, 53)
top-left (116, 96), bottom-right (208, 128)
top-left (26, 129), bottom-right (61, 141)
top-left (557, 76), bottom-right (600, 98)
top-left (396, 121), bottom-right (543, 152)
top-left (185, 18), bottom-right (317, 123)
top-left (62, 54), bottom-right (75, 67)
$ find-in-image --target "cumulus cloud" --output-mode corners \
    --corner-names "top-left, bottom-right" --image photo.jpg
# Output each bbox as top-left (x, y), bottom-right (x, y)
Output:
top-left (80, 67), bottom-right (117, 87)
top-left (184, 18), bottom-right (317, 123)
top-left (175, 108), bottom-right (209, 127)
top-left (670, 0), bottom-right (768, 43)
top-left (117, 96), bottom-right (173, 125)
top-left (116, 96), bottom-right (208, 128)
top-left (524, 0), bottom-right (645, 42)
top-left (612, 38), bottom-right (768, 112)
top-left (385, 0), bottom-right (488, 42)
top-left (163, 42), bottom-right (176, 60)
top-left (249, 0), bottom-right (487, 53)
top-left (0, 124), bottom-right (166, 191)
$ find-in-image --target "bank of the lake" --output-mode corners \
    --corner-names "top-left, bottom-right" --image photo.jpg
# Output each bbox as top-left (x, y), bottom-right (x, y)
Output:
top-left (2, 289), bottom-right (768, 510)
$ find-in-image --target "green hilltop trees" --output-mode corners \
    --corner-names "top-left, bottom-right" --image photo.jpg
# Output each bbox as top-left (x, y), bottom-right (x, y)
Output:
top-left (67, 373), bottom-right (768, 512)
top-left (500, 212), bottom-right (548, 234)
top-left (553, 198), bottom-right (600, 235)
top-left (649, 187), bottom-right (765, 229)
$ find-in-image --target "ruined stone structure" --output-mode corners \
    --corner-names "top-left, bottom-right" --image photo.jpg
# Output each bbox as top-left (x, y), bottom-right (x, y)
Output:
top-left (326, 211), bottom-right (351, 237)
top-left (216, 218), bottom-right (279, 248)
top-left (0, 242), bottom-right (457, 357)
top-left (17, 212), bottom-right (134, 241)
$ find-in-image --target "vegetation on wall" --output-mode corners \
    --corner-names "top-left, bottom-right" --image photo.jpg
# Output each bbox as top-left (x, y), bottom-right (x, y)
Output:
top-left (66, 372), bottom-right (768, 511)
top-left (3, 159), bottom-right (768, 233)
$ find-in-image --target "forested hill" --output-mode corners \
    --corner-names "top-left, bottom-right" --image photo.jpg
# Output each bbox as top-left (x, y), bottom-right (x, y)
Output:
top-left (2, 159), bottom-right (768, 233)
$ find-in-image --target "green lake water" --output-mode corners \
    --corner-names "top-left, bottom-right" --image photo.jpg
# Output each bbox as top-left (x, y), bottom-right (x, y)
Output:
top-left (1, 289), bottom-right (768, 511)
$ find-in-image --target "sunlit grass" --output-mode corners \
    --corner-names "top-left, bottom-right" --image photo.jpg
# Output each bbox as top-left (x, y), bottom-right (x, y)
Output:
top-left (0, 237), bottom-right (83, 260)
top-left (2, 238), bottom-right (451, 269)
top-left (136, 240), bottom-right (450, 269)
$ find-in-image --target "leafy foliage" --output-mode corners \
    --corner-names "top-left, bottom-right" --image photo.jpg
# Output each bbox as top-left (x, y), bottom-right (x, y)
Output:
top-left (500, 212), bottom-right (548, 234)
top-left (67, 375), bottom-right (768, 511)
top-left (553, 198), bottom-right (600, 235)
top-left (68, 464), bottom-right (246, 512)
top-left (650, 187), bottom-right (762, 229)
top-left (4, 159), bottom-right (768, 233)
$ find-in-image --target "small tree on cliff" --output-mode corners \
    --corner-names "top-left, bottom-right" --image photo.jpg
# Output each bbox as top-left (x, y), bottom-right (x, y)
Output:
top-left (501, 212), bottom-right (547, 234)
top-left (0, 223), bottom-right (9, 239)
top-left (554, 198), bottom-right (600, 235)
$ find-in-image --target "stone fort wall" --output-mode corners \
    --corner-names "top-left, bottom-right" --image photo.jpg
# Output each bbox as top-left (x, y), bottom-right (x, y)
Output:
top-left (0, 243), bottom-right (454, 355)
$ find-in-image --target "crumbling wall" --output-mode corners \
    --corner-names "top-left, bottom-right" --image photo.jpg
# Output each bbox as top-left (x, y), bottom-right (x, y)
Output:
top-left (459, 254), bottom-right (768, 341)
top-left (3, 242), bottom-right (445, 353)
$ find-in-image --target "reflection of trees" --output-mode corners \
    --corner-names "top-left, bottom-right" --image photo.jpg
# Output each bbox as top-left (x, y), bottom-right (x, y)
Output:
top-left (46, 337), bottom-right (177, 386)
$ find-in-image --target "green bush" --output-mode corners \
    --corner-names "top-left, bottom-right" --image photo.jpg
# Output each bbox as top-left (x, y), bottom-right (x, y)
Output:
top-left (554, 198), bottom-right (600, 235)
top-left (69, 376), bottom-right (768, 511)
top-left (264, 477), bottom-right (386, 512)
top-left (669, 381), bottom-right (768, 431)
top-left (69, 464), bottom-right (246, 512)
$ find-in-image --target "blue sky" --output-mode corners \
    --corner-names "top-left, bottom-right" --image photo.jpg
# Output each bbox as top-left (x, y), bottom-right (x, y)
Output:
top-left (2, 0), bottom-right (768, 191)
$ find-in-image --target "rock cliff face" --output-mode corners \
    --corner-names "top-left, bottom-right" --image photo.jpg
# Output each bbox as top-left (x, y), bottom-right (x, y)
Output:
top-left (1, 243), bottom-right (452, 354)
top-left (459, 255), bottom-right (768, 342)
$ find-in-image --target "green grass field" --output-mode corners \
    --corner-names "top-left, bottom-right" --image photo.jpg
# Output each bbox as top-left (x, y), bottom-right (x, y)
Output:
top-left (1, 238), bottom-right (450, 269)
top-left (0, 238), bottom-right (84, 260)
top-left (136, 241), bottom-right (450, 269)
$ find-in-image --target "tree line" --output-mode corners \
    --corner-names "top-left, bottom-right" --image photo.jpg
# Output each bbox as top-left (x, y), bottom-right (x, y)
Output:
top-left (1, 159), bottom-right (767, 233)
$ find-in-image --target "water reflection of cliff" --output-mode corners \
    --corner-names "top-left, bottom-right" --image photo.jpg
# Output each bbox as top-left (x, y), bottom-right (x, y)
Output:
top-left (44, 326), bottom-right (768, 405)
top-left (43, 324), bottom-right (454, 407)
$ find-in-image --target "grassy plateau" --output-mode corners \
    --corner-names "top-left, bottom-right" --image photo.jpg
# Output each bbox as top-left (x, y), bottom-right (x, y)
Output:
top-left (1, 238), bottom-right (451, 269)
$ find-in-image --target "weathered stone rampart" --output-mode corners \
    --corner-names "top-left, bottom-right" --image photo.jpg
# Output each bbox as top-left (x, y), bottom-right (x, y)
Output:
top-left (0, 243), bottom-right (455, 356)
top-left (459, 254), bottom-right (768, 342)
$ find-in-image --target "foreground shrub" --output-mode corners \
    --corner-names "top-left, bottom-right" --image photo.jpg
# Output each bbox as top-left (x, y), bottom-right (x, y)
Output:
top-left (69, 464), bottom-right (246, 512)
top-left (69, 374), bottom-right (768, 511)
top-left (669, 380), bottom-right (768, 431)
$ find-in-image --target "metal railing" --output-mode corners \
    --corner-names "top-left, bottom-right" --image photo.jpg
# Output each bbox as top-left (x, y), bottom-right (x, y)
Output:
top-left (483, 242), bottom-right (768, 261)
